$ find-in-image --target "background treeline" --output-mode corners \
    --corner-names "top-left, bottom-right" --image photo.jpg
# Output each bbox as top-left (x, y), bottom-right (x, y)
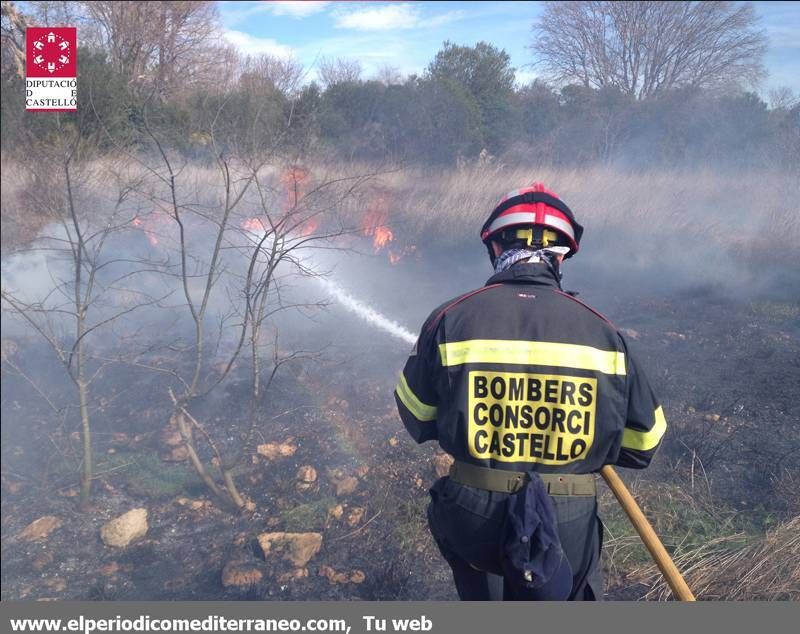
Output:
top-left (1, 1), bottom-right (798, 169)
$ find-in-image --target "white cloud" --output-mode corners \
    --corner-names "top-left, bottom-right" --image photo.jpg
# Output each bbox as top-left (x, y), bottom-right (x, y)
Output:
top-left (223, 29), bottom-right (295, 59)
top-left (515, 69), bottom-right (540, 87)
top-left (294, 32), bottom-right (425, 83)
top-left (220, 1), bottom-right (330, 27)
top-left (334, 3), bottom-right (421, 31)
top-left (332, 4), bottom-right (466, 32)
top-left (269, 1), bottom-right (331, 18)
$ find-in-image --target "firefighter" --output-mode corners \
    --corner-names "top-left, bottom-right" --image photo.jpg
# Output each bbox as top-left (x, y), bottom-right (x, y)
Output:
top-left (394, 183), bottom-right (667, 601)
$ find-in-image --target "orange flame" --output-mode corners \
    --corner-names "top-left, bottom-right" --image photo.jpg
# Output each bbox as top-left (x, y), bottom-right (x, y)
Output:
top-left (387, 244), bottom-right (417, 265)
top-left (299, 218), bottom-right (319, 237)
top-left (281, 166), bottom-right (311, 210)
top-left (373, 225), bottom-right (394, 249)
top-left (278, 165), bottom-right (321, 237)
top-left (132, 212), bottom-right (167, 246)
top-left (241, 217), bottom-right (266, 234)
top-left (360, 209), bottom-right (383, 235)
top-left (361, 187), bottom-right (395, 252)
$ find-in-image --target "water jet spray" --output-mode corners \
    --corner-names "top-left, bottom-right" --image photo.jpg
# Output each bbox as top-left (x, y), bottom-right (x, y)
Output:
top-left (315, 277), bottom-right (416, 346)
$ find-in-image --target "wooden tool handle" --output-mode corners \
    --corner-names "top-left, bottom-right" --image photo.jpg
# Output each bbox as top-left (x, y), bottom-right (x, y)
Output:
top-left (600, 465), bottom-right (696, 601)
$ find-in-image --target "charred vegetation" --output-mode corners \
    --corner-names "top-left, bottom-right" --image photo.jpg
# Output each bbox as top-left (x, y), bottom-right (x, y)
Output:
top-left (2, 0), bottom-right (798, 602)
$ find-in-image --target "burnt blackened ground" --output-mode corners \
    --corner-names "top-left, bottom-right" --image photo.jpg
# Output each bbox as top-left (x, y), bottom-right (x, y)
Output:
top-left (2, 260), bottom-right (799, 601)
top-left (0, 333), bottom-right (455, 600)
top-left (600, 286), bottom-right (800, 514)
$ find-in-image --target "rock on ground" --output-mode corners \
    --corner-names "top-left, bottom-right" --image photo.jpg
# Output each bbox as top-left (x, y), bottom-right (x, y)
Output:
top-left (327, 504), bottom-right (344, 521)
top-left (319, 565), bottom-right (366, 585)
top-left (277, 568), bottom-right (309, 583)
top-left (100, 508), bottom-right (148, 548)
top-left (221, 559), bottom-right (265, 588)
top-left (159, 413), bottom-right (191, 462)
top-left (346, 507), bottom-right (366, 527)
top-left (296, 465), bottom-right (317, 483)
top-left (256, 438), bottom-right (298, 460)
top-left (257, 532), bottom-right (322, 568)
top-left (17, 516), bottom-right (62, 542)
top-left (335, 477), bottom-right (358, 496)
top-left (295, 465), bottom-right (318, 492)
top-left (350, 570), bottom-right (366, 584)
top-left (328, 469), bottom-right (359, 496)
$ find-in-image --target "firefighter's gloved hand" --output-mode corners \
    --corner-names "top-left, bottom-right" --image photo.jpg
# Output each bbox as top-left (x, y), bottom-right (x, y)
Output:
top-left (502, 472), bottom-right (573, 599)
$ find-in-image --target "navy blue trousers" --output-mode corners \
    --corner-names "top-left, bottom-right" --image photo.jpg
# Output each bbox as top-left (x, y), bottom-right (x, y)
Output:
top-left (427, 476), bottom-right (603, 601)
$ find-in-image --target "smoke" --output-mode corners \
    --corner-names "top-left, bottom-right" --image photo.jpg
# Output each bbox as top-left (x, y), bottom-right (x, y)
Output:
top-left (4, 162), bottom-right (798, 365)
top-left (3, 156), bottom-right (799, 603)
top-left (376, 165), bottom-right (800, 306)
top-left (2, 160), bottom-right (797, 403)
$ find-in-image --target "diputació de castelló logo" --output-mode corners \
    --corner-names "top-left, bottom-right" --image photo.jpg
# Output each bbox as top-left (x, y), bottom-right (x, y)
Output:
top-left (25, 27), bottom-right (78, 111)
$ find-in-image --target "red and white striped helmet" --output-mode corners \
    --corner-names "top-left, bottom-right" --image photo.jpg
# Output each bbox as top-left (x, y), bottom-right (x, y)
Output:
top-left (480, 182), bottom-right (583, 257)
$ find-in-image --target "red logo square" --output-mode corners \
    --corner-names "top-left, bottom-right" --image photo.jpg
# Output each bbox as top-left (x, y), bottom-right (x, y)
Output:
top-left (26, 27), bottom-right (77, 78)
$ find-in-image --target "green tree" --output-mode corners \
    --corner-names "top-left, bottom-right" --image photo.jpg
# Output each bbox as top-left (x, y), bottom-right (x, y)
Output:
top-left (426, 41), bottom-right (516, 155)
top-left (412, 77), bottom-right (483, 165)
top-left (557, 84), bottom-right (636, 163)
top-left (516, 80), bottom-right (562, 153)
top-left (285, 82), bottom-right (323, 157)
top-left (186, 80), bottom-right (287, 159)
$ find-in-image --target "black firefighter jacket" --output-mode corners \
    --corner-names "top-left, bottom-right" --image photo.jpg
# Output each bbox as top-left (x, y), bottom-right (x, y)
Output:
top-left (394, 263), bottom-right (667, 473)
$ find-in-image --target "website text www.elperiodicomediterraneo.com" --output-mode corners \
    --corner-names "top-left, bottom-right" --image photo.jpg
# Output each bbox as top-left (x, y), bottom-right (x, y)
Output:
top-left (9, 614), bottom-right (436, 633)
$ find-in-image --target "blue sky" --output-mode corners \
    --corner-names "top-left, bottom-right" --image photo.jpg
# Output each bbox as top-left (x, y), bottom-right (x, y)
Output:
top-left (218, 0), bottom-right (800, 96)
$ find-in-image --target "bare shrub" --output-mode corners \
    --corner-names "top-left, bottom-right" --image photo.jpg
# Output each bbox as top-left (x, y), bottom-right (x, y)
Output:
top-left (1, 130), bottom-right (158, 509)
top-left (531, 1), bottom-right (767, 98)
top-left (318, 57), bottom-right (362, 88)
top-left (85, 0), bottom-right (222, 95)
top-left (121, 100), bottom-right (379, 511)
top-left (239, 53), bottom-right (305, 96)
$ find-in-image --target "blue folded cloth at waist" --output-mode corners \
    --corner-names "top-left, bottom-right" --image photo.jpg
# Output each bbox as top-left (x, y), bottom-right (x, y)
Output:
top-left (502, 472), bottom-right (573, 600)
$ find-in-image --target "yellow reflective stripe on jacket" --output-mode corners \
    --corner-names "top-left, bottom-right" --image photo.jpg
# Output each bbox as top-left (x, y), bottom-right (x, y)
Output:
top-left (622, 406), bottom-right (667, 451)
top-left (438, 339), bottom-right (627, 376)
top-left (395, 373), bottom-right (438, 422)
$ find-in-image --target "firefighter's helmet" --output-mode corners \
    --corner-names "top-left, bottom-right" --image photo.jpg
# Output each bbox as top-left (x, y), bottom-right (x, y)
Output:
top-left (480, 182), bottom-right (583, 259)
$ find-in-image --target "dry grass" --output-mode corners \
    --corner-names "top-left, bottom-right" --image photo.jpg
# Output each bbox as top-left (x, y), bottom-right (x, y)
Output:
top-left (4, 154), bottom-right (798, 260)
top-left (0, 154), bottom-right (378, 251)
top-left (599, 476), bottom-right (800, 601)
top-left (771, 467), bottom-right (800, 517)
top-left (378, 163), bottom-right (800, 256)
top-left (601, 478), bottom-right (740, 571)
top-left (640, 516), bottom-right (800, 601)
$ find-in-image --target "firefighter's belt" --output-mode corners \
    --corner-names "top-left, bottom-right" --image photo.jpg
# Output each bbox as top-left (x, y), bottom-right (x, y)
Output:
top-left (449, 461), bottom-right (596, 496)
